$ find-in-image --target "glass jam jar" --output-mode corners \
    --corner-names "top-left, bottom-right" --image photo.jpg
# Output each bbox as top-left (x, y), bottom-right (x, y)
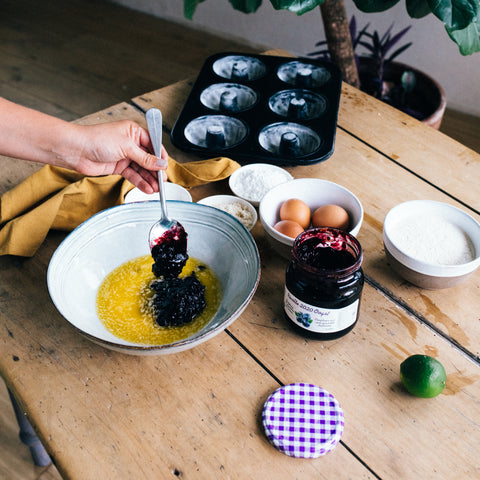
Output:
top-left (284, 227), bottom-right (364, 340)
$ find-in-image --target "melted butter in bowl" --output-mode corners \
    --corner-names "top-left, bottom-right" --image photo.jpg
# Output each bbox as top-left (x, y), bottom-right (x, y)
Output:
top-left (97, 256), bottom-right (221, 345)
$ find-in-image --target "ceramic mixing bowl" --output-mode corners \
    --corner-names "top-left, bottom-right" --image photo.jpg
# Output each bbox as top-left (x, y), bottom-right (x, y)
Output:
top-left (48, 201), bottom-right (260, 355)
top-left (383, 200), bottom-right (480, 289)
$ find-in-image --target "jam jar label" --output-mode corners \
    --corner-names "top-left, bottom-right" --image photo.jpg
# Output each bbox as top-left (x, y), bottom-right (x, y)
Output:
top-left (284, 288), bottom-right (359, 333)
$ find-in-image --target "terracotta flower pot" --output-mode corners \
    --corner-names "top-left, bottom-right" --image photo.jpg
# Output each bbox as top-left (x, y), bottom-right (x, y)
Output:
top-left (358, 57), bottom-right (447, 130)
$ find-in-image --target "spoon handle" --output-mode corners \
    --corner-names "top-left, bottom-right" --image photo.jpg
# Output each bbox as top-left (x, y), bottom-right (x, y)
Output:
top-left (146, 108), bottom-right (168, 221)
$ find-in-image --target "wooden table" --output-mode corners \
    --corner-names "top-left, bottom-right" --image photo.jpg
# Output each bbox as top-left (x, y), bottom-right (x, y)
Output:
top-left (2, 50), bottom-right (480, 479)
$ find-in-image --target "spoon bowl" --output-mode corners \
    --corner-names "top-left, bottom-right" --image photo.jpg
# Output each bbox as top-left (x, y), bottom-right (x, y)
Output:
top-left (146, 108), bottom-right (188, 277)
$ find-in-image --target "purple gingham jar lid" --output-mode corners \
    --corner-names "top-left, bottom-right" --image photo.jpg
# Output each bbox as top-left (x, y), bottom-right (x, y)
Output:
top-left (262, 383), bottom-right (344, 458)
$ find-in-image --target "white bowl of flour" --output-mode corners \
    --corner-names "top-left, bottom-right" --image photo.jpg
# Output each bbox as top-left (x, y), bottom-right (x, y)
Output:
top-left (383, 200), bottom-right (480, 289)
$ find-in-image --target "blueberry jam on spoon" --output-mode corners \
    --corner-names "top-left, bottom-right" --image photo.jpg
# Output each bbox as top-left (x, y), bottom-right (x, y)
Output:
top-left (146, 108), bottom-right (205, 328)
top-left (151, 225), bottom-right (188, 279)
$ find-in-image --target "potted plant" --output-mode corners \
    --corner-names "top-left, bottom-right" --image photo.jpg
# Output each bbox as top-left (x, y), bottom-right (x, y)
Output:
top-left (183, 0), bottom-right (480, 90)
top-left (309, 17), bottom-right (447, 128)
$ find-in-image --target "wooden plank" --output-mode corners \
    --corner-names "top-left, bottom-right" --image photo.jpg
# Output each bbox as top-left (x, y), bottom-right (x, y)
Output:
top-left (2, 127), bottom-right (479, 480)
top-left (0, 51), bottom-right (122, 118)
top-left (0, 81), bottom-right (78, 121)
top-left (0, 252), bottom-right (372, 480)
top-left (338, 82), bottom-right (480, 211)
top-left (134, 84), bottom-right (480, 475)
top-left (0, 104), bottom-right (373, 479)
top-left (0, 0), bottom-right (259, 119)
top-left (133, 84), bottom-right (480, 359)
top-left (228, 269), bottom-right (480, 479)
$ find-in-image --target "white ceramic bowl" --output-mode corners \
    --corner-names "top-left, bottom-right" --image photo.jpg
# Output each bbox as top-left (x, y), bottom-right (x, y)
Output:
top-left (229, 163), bottom-right (293, 206)
top-left (383, 200), bottom-right (480, 289)
top-left (259, 178), bottom-right (364, 259)
top-left (47, 202), bottom-right (260, 355)
top-left (198, 195), bottom-right (257, 231)
top-left (124, 183), bottom-right (192, 203)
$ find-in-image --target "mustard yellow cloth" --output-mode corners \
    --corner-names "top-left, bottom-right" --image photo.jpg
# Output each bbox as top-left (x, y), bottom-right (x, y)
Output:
top-left (0, 156), bottom-right (240, 257)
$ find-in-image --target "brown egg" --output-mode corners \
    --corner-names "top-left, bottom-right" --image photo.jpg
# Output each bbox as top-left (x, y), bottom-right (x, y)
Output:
top-left (312, 204), bottom-right (350, 231)
top-left (279, 198), bottom-right (311, 229)
top-left (274, 220), bottom-right (304, 239)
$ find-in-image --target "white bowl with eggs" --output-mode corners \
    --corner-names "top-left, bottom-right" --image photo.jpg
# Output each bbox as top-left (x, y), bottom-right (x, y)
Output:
top-left (383, 200), bottom-right (480, 289)
top-left (259, 178), bottom-right (364, 259)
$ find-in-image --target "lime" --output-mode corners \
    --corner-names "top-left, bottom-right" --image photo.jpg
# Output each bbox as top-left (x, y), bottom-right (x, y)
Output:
top-left (400, 354), bottom-right (447, 398)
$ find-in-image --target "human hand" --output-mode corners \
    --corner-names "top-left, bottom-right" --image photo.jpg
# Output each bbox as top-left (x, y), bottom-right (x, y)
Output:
top-left (72, 120), bottom-right (168, 194)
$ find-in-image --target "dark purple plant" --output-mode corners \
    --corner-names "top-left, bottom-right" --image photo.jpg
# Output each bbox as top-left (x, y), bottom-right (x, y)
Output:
top-left (359, 23), bottom-right (412, 97)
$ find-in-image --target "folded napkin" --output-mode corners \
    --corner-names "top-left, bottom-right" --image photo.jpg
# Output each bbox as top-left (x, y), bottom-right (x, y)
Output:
top-left (0, 156), bottom-right (240, 257)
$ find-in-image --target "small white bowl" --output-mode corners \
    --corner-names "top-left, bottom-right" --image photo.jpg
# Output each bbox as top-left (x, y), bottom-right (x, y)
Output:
top-left (259, 178), bottom-right (363, 259)
top-left (198, 195), bottom-right (257, 231)
top-left (124, 183), bottom-right (192, 203)
top-left (229, 163), bottom-right (293, 207)
top-left (383, 200), bottom-right (480, 289)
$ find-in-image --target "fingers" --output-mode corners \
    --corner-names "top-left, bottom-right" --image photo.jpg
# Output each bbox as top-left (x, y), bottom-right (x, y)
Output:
top-left (122, 164), bottom-right (158, 194)
top-left (127, 144), bottom-right (168, 172)
top-left (122, 162), bottom-right (167, 193)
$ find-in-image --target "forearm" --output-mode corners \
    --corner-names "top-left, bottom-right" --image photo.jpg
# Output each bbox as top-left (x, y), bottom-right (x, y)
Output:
top-left (0, 98), bottom-right (81, 169)
top-left (0, 97), bottom-right (164, 193)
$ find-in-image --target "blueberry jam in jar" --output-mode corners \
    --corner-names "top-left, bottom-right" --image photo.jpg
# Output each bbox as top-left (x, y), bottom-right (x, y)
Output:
top-left (284, 227), bottom-right (364, 340)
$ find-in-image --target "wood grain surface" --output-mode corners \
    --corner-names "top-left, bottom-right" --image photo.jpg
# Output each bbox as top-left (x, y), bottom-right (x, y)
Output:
top-left (1, 2), bottom-right (480, 478)
top-left (2, 78), bottom-right (480, 479)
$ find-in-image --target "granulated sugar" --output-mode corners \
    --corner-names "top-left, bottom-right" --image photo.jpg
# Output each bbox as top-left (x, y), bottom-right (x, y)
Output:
top-left (232, 166), bottom-right (292, 202)
top-left (389, 214), bottom-right (474, 265)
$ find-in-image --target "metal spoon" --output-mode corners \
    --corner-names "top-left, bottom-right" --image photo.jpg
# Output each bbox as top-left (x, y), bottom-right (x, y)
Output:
top-left (146, 108), bottom-right (187, 277)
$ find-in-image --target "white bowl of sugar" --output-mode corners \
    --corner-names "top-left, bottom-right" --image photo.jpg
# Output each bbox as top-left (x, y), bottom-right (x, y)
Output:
top-left (383, 200), bottom-right (480, 289)
top-left (229, 163), bottom-right (293, 207)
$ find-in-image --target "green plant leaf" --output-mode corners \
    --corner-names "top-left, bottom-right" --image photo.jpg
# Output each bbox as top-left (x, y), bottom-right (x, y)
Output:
top-left (446, 17), bottom-right (480, 53)
top-left (352, 0), bottom-right (400, 13)
top-left (229, 0), bottom-right (264, 13)
top-left (184, 0), bottom-right (207, 19)
top-left (270, 0), bottom-right (324, 15)
top-left (406, 0), bottom-right (433, 18)
top-left (427, 0), bottom-right (478, 30)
